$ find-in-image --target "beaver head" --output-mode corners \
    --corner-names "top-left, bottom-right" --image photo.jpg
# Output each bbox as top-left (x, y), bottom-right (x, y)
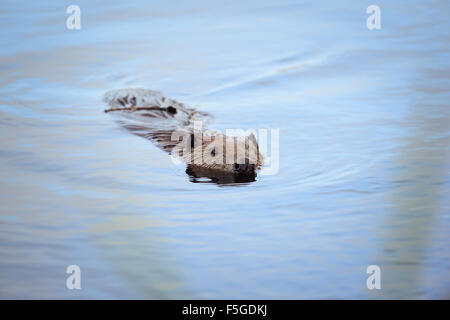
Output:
top-left (174, 131), bottom-right (263, 175)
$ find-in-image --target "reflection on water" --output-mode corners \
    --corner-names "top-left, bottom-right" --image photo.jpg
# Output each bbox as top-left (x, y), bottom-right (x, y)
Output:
top-left (371, 102), bottom-right (450, 299)
top-left (0, 0), bottom-right (449, 299)
top-left (186, 167), bottom-right (257, 185)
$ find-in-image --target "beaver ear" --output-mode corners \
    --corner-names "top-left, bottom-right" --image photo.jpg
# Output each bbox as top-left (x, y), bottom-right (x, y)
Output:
top-left (248, 133), bottom-right (258, 146)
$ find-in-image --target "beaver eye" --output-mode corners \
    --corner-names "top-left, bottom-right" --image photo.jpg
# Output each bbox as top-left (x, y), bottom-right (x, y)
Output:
top-left (211, 149), bottom-right (216, 156)
top-left (167, 106), bottom-right (177, 114)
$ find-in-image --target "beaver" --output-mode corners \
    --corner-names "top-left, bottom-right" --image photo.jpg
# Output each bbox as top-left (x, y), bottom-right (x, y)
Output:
top-left (104, 89), bottom-right (264, 182)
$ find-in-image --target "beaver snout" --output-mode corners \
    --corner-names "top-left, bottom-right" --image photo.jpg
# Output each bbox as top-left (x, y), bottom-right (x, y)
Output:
top-left (234, 163), bottom-right (255, 174)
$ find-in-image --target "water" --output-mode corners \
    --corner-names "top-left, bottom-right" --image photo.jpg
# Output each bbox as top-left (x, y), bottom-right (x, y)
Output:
top-left (0, 0), bottom-right (449, 299)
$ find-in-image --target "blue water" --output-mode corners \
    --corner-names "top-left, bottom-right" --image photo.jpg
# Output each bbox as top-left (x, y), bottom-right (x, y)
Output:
top-left (0, 0), bottom-right (449, 299)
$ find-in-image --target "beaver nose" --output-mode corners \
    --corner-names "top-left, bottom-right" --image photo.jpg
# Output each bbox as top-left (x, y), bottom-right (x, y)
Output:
top-left (234, 163), bottom-right (255, 173)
